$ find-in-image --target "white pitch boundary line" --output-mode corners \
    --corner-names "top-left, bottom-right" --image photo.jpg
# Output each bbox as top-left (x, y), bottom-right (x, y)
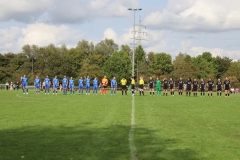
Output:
top-left (129, 96), bottom-right (138, 160)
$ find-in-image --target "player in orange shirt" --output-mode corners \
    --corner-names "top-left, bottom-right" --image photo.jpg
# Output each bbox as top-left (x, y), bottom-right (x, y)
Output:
top-left (101, 76), bottom-right (108, 95)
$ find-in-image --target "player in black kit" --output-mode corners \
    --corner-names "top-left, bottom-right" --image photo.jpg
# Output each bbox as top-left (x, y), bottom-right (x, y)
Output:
top-left (224, 77), bottom-right (231, 97)
top-left (207, 78), bottom-right (214, 97)
top-left (178, 77), bottom-right (184, 96)
top-left (149, 77), bottom-right (155, 96)
top-left (163, 78), bottom-right (168, 96)
top-left (186, 78), bottom-right (192, 96)
top-left (216, 78), bottom-right (223, 97)
top-left (169, 77), bottom-right (175, 96)
top-left (200, 78), bottom-right (206, 97)
top-left (192, 78), bottom-right (198, 97)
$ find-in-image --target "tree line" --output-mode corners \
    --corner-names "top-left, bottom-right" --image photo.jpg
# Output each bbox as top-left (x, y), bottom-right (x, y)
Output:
top-left (0, 38), bottom-right (240, 87)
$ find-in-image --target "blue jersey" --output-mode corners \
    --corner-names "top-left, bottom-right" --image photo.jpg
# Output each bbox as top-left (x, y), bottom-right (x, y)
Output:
top-left (62, 78), bottom-right (68, 88)
top-left (22, 77), bottom-right (28, 86)
top-left (93, 79), bottom-right (98, 87)
top-left (44, 78), bottom-right (50, 87)
top-left (52, 78), bottom-right (59, 88)
top-left (78, 79), bottom-right (84, 88)
top-left (69, 79), bottom-right (74, 88)
top-left (111, 79), bottom-right (117, 87)
top-left (34, 78), bottom-right (41, 87)
top-left (86, 78), bottom-right (90, 88)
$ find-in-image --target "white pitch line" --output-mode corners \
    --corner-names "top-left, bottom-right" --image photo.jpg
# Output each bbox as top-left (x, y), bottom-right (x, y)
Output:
top-left (129, 96), bottom-right (138, 160)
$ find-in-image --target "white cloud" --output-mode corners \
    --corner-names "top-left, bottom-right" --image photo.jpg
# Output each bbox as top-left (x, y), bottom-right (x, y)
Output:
top-left (144, 0), bottom-right (240, 32)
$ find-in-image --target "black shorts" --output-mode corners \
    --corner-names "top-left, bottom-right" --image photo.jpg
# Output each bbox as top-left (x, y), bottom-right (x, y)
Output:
top-left (163, 85), bottom-right (168, 90)
top-left (170, 85), bottom-right (174, 89)
top-left (103, 86), bottom-right (107, 89)
top-left (201, 88), bottom-right (205, 92)
top-left (122, 85), bottom-right (126, 90)
top-left (208, 87), bottom-right (213, 91)
top-left (149, 85), bottom-right (153, 89)
top-left (187, 87), bottom-right (191, 91)
top-left (139, 84), bottom-right (143, 89)
top-left (132, 84), bottom-right (135, 89)
top-left (225, 86), bottom-right (229, 90)
top-left (179, 86), bottom-right (183, 90)
top-left (217, 88), bottom-right (222, 91)
top-left (192, 88), bottom-right (197, 91)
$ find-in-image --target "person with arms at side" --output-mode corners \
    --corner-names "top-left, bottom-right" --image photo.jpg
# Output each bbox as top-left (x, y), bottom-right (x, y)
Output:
top-left (111, 77), bottom-right (117, 95)
top-left (178, 77), bottom-right (184, 96)
top-left (93, 77), bottom-right (99, 95)
top-left (186, 78), bottom-right (192, 96)
top-left (34, 75), bottom-right (41, 94)
top-left (52, 75), bottom-right (59, 95)
top-left (120, 77), bottom-right (127, 95)
top-left (149, 77), bottom-right (155, 96)
top-left (131, 77), bottom-right (136, 96)
top-left (207, 78), bottom-right (214, 97)
top-left (169, 77), bottom-right (175, 96)
top-left (62, 75), bottom-right (68, 95)
top-left (139, 76), bottom-right (144, 96)
top-left (192, 78), bottom-right (198, 97)
top-left (224, 77), bottom-right (231, 98)
top-left (69, 77), bottom-right (75, 95)
top-left (156, 77), bottom-right (161, 96)
top-left (78, 76), bottom-right (84, 95)
top-left (200, 79), bottom-right (206, 97)
top-left (163, 78), bottom-right (168, 96)
top-left (216, 78), bottom-right (223, 97)
top-left (101, 76), bottom-right (108, 95)
top-left (21, 75), bottom-right (28, 94)
top-left (85, 76), bottom-right (91, 95)
top-left (44, 75), bottom-right (51, 95)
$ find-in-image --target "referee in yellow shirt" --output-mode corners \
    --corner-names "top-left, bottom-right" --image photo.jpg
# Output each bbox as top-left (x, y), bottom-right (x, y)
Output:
top-left (120, 77), bottom-right (127, 95)
top-left (139, 76), bottom-right (144, 96)
top-left (131, 76), bottom-right (135, 96)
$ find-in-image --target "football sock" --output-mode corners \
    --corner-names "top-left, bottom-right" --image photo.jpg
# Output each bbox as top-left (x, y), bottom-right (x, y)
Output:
top-left (220, 93), bottom-right (221, 96)
top-left (139, 91), bottom-right (141, 95)
top-left (211, 93), bottom-right (212, 96)
top-left (153, 92), bottom-right (155, 95)
top-left (150, 92), bottom-right (152, 95)
top-left (142, 91), bottom-right (144, 96)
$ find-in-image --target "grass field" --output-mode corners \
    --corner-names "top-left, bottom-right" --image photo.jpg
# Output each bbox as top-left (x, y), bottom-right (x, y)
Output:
top-left (0, 89), bottom-right (240, 160)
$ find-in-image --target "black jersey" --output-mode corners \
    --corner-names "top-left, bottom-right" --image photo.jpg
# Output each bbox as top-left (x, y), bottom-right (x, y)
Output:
top-left (217, 81), bottom-right (222, 89)
top-left (207, 81), bottom-right (214, 88)
top-left (200, 81), bottom-right (205, 88)
top-left (224, 80), bottom-right (230, 89)
top-left (178, 80), bottom-right (184, 87)
top-left (186, 81), bottom-right (192, 90)
top-left (149, 79), bottom-right (154, 88)
top-left (193, 81), bottom-right (198, 89)
top-left (169, 80), bottom-right (174, 87)
top-left (163, 80), bottom-right (168, 89)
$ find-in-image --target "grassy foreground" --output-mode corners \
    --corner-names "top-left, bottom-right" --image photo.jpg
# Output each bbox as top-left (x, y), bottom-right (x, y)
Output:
top-left (0, 90), bottom-right (239, 160)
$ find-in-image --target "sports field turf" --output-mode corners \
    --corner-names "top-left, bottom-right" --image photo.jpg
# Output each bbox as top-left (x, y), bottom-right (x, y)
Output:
top-left (0, 90), bottom-right (240, 160)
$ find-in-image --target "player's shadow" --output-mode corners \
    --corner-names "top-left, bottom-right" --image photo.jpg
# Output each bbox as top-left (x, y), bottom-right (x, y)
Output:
top-left (0, 124), bottom-right (201, 160)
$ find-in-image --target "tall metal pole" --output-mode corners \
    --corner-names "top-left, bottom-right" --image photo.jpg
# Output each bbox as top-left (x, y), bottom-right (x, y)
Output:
top-left (128, 8), bottom-right (142, 77)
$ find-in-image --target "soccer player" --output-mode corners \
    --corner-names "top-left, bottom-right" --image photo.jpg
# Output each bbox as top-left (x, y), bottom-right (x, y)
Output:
top-left (101, 76), bottom-right (108, 95)
top-left (139, 76), bottom-right (144, 96)
top-left (131, 77), bottom-right (135, 96)
top-left (224, 77), bottom-right (231, 97)
top-left (52, 76), bottom-right (59, 95)
top-left (192, 78), bottom-right (198, 97)
top-left (163, 78), bottom-right (168, 96)
top-left (44, 75), bottom-right (51, 94)
top-left (111, 77), bottom-right (117, 95)
top-left (200, 78), bottom-right (206, 97)
top-left (216, 78), bottom-right (223, 97)
top-left (85, 76), bottom-right (91, 95)
top-left (149, 77), bottom-right (155, 96)
top-left (169, 77), bottom-right (175, 96)
top-left (93, 77), bottom-right (99, 95)
top-left (78, 76), bottom-right (84, 95)
top-left (34, 75), bottom-right (41, 94)
top-left (62, 75), bottom-right (68, 95)
top-left (207, 78), bottom-right (214, 97)
top-left (156, 77), bottom-right (161, 96)
top-left (69, 77), bottom-right (75, 95)
top-left (186, 78), bottom-right (192, 96)
top-left (120, 77), bottom-right (127, 95)
top-left (21, 75), bottom-right (28, 94)
top-left (178, 77), bottom-right (184, 96)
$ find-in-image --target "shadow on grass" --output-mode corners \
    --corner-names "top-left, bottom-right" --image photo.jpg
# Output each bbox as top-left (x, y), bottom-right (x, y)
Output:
top-left (0, 124), bottom-right (201, 160)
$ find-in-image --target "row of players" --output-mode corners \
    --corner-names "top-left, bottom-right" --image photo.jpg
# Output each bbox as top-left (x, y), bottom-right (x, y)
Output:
top-left (21, 75), bottom-right (231, 97)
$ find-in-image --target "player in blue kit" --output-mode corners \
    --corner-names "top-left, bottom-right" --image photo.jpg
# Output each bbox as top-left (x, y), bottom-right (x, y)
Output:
top-left (111, 77), bottom-right (117, 95)
top-left (69, 77), bottom-right (75, 95)
top-left (44, 75), bottom-right (51, 94)
top-left (62, 75), bottom-right (68, 95)
top-left (93, 77), bottom-right (99, 95)
top-left (34, 75), bottom-right (41, 94)
top-left (52, 76), bottom-right (59, 95)
top-left (85, 76), bottom-right (91, 95)
top-left (78, 76), bottom-right (84, 95)
top-left (21, 75), bottom-right (28, 94)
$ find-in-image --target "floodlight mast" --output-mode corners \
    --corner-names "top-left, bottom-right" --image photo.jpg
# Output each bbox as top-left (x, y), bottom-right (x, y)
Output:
top-left (128, 8), bottom-right (142, 77)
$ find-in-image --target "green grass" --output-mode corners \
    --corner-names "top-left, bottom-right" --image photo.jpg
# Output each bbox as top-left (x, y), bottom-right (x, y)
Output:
top-left (0, 90), bottom-right (240, 160)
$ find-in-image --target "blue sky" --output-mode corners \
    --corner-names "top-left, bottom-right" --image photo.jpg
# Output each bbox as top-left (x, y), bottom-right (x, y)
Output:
top-left (0, 0), bottom-right (239, 60)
